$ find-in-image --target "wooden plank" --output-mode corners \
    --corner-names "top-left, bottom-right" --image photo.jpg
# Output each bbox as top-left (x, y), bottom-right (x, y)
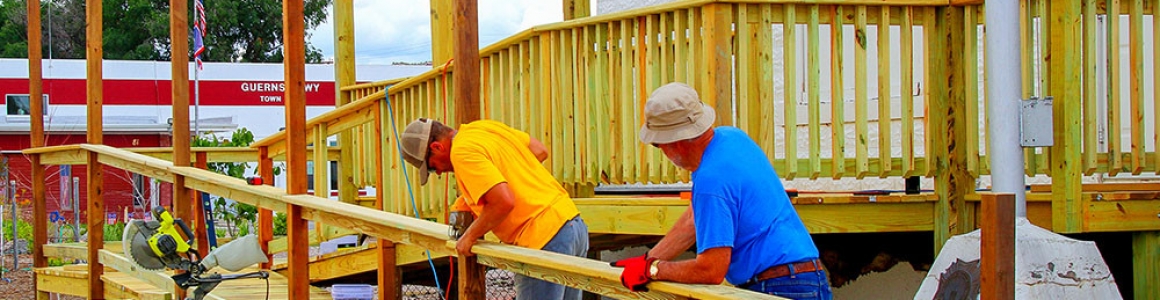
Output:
top-left (854, 5), bottom-right (870, 179)
top-left (900, 6), bottom-right (916, 177)
top-left (430, 0), bottom-right (454, 63)
top-left (877, 5), bottom-right (892, 178)
top-left (578, 205), bottom-right (689, 235)
top-left (1049, 0), bottom-right (1085, 233)
top-left (831, 5), bottom-right (846, 179)
top-left (620, 20), bottom-right (635, 181)
top-left (1129, 0), bottom-right (1145, 174)
top-left (87, 151), bottom-right (105, 299)
top-left (194, 152), bottom-right (210, 254)
top-left (1031, 182), bottom-right (1160, 193)
top-left (36, 269), bottom-right (88, 296)
top-left (287, 205), bottom-right (310, 299)
top-left (470, 242), bottom-right (781, 300)
top-left (378, 241), bottom-right (399, 300)
top-left (98, 249), bottom-right (177, 295)
top-left (459, 254), bottom-right (486, 300)
top-left (31, 154), bottom-right (48, 272)
top-left (980, 193), bottom-right (1015, 300)
top-left (454, 0), bottom-right (481, 125)
top-left (808, 5), bottom-right (822, 179)
top-left (963, 5), bottom-right (979, 177)
top-left (257, 146), bottom-right (275, 268)
top-left (282, 0), bottom-right (307, 296)
top-left (784, 3), bottom-right (799, 178)
top-left (797, 202), bottom-right (935, 233)
top-left (1083, 200), bottom-right (1160, 232)
top-left (1108, 0), bottom-right (1124, 176)
top-left (564, 0), bottom-right (591, 20)
top-left (28, 0), bottom-right (48, 276)
top-left (704, 3), bottom-right (734, 126)
top-left (1133, 231), bottom-right (1160, 300)
top-left (1082, 0), bottom-right (1098, 175)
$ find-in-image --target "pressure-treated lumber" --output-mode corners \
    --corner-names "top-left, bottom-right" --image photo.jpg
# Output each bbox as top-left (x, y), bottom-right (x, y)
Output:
top-left (1049, 0), bottom-right (1085, 233)
top-left (1134, 231), bottom-right (1160, 300)
top-left (27, 0), bottom-right (47, 275)
top-left (981, 193), bottom-right (1015, 300)
top-left (60, 144), bottom-right (776, 299)
top-left (455, 0), bottom-right (481, 125)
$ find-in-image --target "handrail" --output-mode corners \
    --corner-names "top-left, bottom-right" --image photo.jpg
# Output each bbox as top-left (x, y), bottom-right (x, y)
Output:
top-left (29, 144), bottom-right (780, 299)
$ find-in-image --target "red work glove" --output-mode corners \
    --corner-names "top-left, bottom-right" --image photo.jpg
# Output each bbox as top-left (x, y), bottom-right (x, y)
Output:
top-left (610, 255), bottom-right (655, 292)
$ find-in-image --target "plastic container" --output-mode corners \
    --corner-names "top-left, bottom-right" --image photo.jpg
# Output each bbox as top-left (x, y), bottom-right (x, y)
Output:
top-left (331, 284), bottom-right (374, 300)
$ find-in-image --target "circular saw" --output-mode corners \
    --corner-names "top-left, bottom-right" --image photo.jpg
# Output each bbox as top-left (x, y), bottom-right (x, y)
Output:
top-left (123, 206), bottom-right (198, 271)
top-left (123, 206), bottom-right (270, 300)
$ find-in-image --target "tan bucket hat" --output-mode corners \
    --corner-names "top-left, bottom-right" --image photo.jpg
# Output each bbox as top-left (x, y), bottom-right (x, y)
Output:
top-left (639, 82), bottom-right (716, 144)
top-left (401, 118), bottom-right (434, 185)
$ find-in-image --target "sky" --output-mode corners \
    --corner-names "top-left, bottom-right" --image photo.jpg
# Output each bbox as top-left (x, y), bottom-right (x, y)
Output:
top-left (308, 0), bottom-right (565, 65)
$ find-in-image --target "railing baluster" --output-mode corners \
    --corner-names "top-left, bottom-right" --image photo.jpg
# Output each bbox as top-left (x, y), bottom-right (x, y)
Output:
top-left (1109, 0), bottom-right (1123, 175)
top-left (832, 5), bottom-right (847, 179)
top-left (1084, 0), bottom-right (1099, 175)
top-left (878, 5), bottom-right (893, 178)
top-left (901, 6), bottom-right (916, 177)
top-left (784, 3), bottom-right (799, 178)
top-left (1129, 0), bottom-right (1145, 174)
top-left (809, 4), bottom-right (822, 179)
top-left (964, 5), bottom-right (980, 177)
top-left (855, 5), bottom-right (869, 179)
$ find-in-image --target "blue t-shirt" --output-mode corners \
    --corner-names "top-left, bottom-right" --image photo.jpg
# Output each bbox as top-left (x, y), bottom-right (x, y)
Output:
top-left (691, 127), bottom-right (819, 285)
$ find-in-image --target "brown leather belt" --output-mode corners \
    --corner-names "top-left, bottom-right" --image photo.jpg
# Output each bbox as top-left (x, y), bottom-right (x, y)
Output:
top-left (752, 259), bottom-right (823, 282)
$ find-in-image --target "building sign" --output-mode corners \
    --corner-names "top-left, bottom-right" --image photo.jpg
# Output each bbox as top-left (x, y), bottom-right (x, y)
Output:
top-left (0, 79), bottom-right (338, 106)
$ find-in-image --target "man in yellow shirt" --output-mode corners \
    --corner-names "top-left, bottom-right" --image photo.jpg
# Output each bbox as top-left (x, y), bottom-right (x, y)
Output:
top-left (400, 118), bottom-right (589, 300)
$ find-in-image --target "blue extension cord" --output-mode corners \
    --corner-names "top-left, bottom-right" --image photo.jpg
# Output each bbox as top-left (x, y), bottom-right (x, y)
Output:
top-left (383, 87), bottom-right (445, 298)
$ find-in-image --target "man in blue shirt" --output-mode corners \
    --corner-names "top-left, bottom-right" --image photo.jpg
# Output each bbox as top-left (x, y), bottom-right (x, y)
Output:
top-left (611, 82), bottom-right (832, 299)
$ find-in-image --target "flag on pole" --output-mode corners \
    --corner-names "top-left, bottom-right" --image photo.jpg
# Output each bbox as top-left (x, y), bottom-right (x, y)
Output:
top-left (193, 0), bottom-right (207, 69)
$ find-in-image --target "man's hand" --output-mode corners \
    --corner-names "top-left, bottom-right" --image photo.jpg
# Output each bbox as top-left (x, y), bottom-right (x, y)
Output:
top-left (610, 255), bottom-right (655, 292)
top-left (456, 236), bottom-right (477, 257)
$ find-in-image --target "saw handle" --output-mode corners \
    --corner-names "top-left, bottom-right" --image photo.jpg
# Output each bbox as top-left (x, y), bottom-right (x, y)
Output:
top-left (174, 218), bottom-right (196, 245)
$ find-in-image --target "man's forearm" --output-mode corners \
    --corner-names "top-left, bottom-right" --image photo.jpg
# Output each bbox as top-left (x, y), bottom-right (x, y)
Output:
top-left (647, 207), bottom-right (696, 260)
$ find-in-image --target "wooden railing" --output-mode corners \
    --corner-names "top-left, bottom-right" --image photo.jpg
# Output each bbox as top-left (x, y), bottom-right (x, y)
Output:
top-left (25, 144), bottom-right (779, 300)
top-left (262, 0), bottom-right (1160, 235)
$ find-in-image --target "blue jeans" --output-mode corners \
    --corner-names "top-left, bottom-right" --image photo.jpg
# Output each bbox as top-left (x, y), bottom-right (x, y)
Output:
top-left (743, 265), bottom-right (833, 300)
top-left (515, 216), bottom-right (589, 300)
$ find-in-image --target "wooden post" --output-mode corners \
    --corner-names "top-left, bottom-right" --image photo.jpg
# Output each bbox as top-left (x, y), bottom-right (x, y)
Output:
top-left (431, 0), bottom-right (455, 64)
top-left (373, 96), bottom-right (401, 299)
top-left (194, 152), bottom-right (209, 253)
top-left (170, 0), bottom-right (192, 241)
top-left (981, 193), bottom-right (1015, 300)
top-left (929, 6), bottom-right (973, 255)
top-left (458, 255), bottom-right (486, 300)
top-left (283, 0), bottom-right (309, 297)
top-left (702, 3), bottom-right (733, 126)
top-left (27, 0), bottom-right (48, 275)
top-left (85, 0), bottom-right (105, 297)
top-left (378, 241), bottom-right (400, 300)
top-left (257, 146), bottom-right (274, 269)
top-left (1048, 0), bottom-right (1084, 233)
top-left (454, 0), bottom-right (480, 125)
top-left (334, 0), bottom-right (359, 205)
top-left (1133, 231), bottom-right (1160, 300)
top-left (563, 0), bottom-right (590, 20)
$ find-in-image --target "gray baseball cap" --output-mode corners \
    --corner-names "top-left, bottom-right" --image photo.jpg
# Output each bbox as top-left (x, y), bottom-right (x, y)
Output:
top-left (401, 118), bottom-right (434, 185)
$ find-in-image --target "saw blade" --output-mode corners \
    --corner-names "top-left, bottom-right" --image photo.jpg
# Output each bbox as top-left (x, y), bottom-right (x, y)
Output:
top-left (123, 220), bottom-right (167, 271)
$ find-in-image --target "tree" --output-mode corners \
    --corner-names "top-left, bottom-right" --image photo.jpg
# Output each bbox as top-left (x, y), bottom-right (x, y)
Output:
top-left (0, 0), bottom-right (331, 63)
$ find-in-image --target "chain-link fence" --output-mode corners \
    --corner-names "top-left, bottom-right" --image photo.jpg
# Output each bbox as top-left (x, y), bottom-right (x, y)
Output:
top-left (397, 269), bottom-right (516, 300)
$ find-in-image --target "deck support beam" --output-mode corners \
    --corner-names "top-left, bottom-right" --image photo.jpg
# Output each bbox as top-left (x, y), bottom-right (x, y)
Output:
top-left (930, 6), bottom-right (974, 255)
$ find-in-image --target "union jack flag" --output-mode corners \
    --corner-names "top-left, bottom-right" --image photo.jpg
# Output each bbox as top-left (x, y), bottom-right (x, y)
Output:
top-left (193, 0), bottom-right (207, 69)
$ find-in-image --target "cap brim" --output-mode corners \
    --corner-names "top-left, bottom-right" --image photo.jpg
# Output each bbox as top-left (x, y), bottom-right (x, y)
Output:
top-left (418, 166), bottom-right (430, 186)
top-left (639, 103), bottom-right (716, 144)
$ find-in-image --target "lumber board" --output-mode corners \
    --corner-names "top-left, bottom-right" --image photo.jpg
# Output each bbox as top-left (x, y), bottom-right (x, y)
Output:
top-left (1083, 199), bottom-right (1160, 232)
top-left (1133, 231), bottom-right (1160, 300)
top-left (854, 5), bottom-right (869, 179)
top-left (1083, 0), bottom-right (1099, 174)
top-left (470, 241), bottom-right (781, 300)
top-left (35, 267), bottom-right (88, 296)
top-left (1049, 0), bottom-right (1086, 233)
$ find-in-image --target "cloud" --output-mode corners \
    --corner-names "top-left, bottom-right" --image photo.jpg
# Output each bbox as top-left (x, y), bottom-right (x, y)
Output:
top-left (310, 0), bottom-right (563, 65)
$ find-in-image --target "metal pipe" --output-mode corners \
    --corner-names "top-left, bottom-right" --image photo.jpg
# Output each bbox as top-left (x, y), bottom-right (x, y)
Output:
top-left (986, 0), bottom-right (1027, 217)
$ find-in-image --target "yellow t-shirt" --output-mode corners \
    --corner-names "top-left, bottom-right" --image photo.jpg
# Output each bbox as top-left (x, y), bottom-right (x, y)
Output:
top-left (450, 120), bottom-right (580, 250)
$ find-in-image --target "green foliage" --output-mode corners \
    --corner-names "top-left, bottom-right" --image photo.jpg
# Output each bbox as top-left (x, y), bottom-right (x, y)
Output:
top-left (47, 257), bottom-right (70, 267)
top-left (272, 212), bottom-right (286, 236)
top-left (1, 219), bottom-right (33, 244)
top-left (194, 128), bottom-right (272, 238)
top-left (103, 222), bottom-right (126, 242)
top-left (0, 0), bottom-right (331, 62)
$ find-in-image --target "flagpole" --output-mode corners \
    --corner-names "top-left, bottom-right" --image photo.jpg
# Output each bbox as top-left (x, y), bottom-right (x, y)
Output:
top-left (193, 4), bottom-right (200, 137)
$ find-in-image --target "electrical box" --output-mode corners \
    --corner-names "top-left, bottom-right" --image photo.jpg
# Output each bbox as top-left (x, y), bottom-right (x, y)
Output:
top-left (1021, 97), bottom-right (1054, 147)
